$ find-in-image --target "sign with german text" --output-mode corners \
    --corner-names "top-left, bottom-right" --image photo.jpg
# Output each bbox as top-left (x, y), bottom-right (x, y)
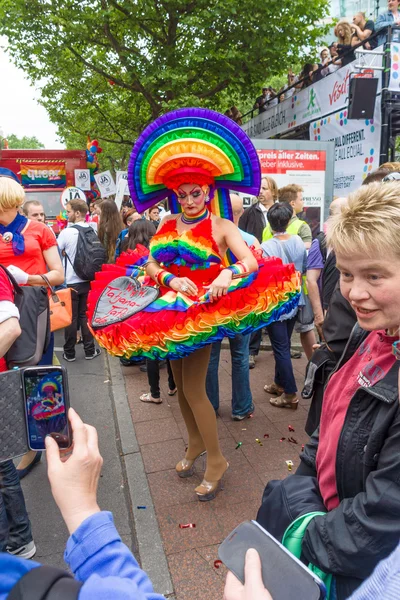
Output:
top-left (60, 186), bottom-right (87, 209)
top-left (309, 97), bottom-right (381, 195)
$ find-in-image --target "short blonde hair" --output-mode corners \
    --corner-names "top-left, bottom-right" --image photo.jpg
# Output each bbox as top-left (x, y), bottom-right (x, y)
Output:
top-left (327, 182), bottom-right (400, 258)
top-left (379, 161), bottom-right (400, 172)
top-left (0, 178), bottom-right (25, 211)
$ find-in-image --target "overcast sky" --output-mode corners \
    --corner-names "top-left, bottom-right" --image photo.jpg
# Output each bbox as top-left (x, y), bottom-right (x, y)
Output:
top-left (0, 39), bottom-right (64, 148)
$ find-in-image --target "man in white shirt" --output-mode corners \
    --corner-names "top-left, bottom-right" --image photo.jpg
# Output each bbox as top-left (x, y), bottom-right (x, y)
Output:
top-left (57, 199), bottom-right (100, 363)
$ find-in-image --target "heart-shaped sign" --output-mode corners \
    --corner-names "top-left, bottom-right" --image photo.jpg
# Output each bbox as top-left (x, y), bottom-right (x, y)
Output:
top-left (91, 276), bottom-right (159, 330)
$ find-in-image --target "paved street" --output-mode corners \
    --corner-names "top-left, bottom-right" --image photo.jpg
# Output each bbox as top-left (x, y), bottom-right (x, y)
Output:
top-left (121, 346), bottom-right (309, 599)
top-left (21, 334), bottom-right (308, 599)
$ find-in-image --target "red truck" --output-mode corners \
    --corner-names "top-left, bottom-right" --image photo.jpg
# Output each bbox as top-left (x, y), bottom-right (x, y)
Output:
top-left (0, 149), bottom-right (87, 228)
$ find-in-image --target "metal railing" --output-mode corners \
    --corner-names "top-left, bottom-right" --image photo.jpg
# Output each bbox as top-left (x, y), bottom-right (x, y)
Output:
top-left (239, 25), bottom-right (385, 125)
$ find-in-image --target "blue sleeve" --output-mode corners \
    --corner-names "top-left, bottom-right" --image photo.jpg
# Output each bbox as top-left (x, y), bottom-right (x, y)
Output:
top-left (307, 239), bottom-right (324, 270)
top-left (65, 512), bottom-right (165, 600)
top-left (349, 542), bottom-right (400, 600)
top-left (375, 13), bottom-right (392, 31)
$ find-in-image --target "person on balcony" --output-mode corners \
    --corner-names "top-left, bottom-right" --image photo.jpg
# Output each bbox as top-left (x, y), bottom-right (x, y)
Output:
top-left (376, 0), bottom-right (400, 46)
top-left (253, 87), bottom-right (270, 114)
top-left (352, 12), bottom-right (376, 49)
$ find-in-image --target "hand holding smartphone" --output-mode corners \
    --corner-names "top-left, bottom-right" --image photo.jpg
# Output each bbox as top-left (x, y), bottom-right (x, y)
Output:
top-left (219, 521), bottom-right (326, 600)
top-left (22, 365), bottom-right (72, 450)
top-left (224, 548), bottom-right (273, 600)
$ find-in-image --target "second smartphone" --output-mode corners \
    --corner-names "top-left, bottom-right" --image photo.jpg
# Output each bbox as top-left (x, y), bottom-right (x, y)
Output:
top-left (22, 365), bottom-right (72, 450)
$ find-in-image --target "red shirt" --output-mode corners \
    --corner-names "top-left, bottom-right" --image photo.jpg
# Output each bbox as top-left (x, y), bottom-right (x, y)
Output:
top-left (316, 330), bottom-right (396, 510)
top-left (0, 269), bottom-right (15, 372)
top-left (0, 220), bottom-right (57, 275)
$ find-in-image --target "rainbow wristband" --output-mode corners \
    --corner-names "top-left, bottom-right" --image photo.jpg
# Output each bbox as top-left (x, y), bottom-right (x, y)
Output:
top-left (155, 269), bottom-right (176, 287)
top-left (225, 261), bottom-right (247, 277)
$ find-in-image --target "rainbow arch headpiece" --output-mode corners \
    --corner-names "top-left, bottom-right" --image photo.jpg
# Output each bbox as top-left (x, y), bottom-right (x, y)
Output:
top-left (40, 378), bottom-right (60, 395)
top-left (127, 108), bottom-right (261, 221)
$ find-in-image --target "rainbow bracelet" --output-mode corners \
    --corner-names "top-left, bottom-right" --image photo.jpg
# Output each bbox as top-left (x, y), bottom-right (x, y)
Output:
top-left (225, 261), bottom-right (247, 278)
top-left (155, 269), bottom-right (176, 287)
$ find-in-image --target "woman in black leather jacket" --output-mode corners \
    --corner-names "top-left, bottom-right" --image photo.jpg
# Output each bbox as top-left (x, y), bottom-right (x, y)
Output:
top-left (257, 182), bottom-right (400, 600)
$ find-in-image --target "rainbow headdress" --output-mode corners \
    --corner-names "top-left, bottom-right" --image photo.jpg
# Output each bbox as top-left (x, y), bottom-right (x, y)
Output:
top-left (127, 108), bottom-right (261, 221)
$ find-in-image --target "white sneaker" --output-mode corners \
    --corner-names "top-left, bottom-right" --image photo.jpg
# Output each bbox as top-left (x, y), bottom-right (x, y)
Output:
top-left (7, 540), bottom-right (37, 559)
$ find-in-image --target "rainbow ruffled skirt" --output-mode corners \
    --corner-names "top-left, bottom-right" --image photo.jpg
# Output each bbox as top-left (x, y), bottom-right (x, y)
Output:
top-left (87, 247), bottom-right (301, 361)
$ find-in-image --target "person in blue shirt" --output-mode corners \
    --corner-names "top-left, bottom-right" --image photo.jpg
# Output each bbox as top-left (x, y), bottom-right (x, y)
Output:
top-left (0, 407), bottom-right (165, 600)
top-left (375, 0), bottom-right (400, 46)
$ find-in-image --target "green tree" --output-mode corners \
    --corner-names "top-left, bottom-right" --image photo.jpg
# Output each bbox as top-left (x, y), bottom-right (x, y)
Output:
top-left (6, 133), bottom-right (45, 149)
top-left (0, 0), bottom-right (329, 167)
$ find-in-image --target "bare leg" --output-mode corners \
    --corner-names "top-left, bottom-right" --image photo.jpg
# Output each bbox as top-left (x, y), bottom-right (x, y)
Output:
top-left (300, 330), bottom-right (316, 361)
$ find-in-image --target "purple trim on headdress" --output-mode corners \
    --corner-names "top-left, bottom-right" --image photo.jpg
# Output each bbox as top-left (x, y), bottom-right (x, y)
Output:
top-left (127, 108), bottom-right (261, 214)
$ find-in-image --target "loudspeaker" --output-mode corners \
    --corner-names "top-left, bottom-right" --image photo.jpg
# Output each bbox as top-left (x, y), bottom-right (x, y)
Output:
top-left (348, 77), bottom-right (378, 119)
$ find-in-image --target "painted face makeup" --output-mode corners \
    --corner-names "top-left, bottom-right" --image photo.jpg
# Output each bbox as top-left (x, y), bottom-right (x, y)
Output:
top-left (175, 184), bottom-right (208, 216)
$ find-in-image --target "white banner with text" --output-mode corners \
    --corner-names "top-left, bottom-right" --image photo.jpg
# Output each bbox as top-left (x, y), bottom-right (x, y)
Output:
top-left (309, 98), bottom-right (381, 195)
top-left (243, 47), bottom-right (383, 139)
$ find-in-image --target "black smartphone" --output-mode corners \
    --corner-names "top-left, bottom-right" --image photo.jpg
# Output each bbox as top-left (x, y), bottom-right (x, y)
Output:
top-left (22, 366), bottom-right (72, 450)
top-left (219, 520), bottom-right (326, 600)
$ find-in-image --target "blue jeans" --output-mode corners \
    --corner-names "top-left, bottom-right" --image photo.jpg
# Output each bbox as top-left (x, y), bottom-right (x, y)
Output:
top-left (206, 333), bottom-right (253, 416)
top-left (0, 460), bottom-right (32, 551)
top-left (266, 317), bottom-right (297, 394)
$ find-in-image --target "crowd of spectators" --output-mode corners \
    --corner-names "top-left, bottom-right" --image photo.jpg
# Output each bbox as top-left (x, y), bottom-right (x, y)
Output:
top-left (249, 2), bottom-right (396, 116)
top-left (4, 156), bottom-right (400, 599)
top-left (3, 165), bottom-right (400, 599)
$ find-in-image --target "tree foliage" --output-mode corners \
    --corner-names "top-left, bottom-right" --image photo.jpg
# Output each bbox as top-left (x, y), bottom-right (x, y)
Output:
top-left (0, 0), bottom-right (329, 167)
top-left (5, 133), bottom-right (45, 149)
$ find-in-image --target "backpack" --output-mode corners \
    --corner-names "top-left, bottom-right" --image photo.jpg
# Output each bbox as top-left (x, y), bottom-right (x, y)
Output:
top-left (0, 265), bottom-right (50, 369)
top-left (315, 231), bottom-right (327, 263)
top-left (8, 565), bottom-right (82, 600)
top-left (66, 224), bottom-right (107, 281)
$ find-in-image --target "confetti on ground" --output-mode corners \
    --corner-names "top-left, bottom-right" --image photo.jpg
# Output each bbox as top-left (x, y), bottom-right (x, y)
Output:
top-left (214, 560), bottom-right (223, 569)
top-left (264, 434), bottom-right (269, 438)
top-left (235, 442), bottom-right (243, 449)
top-left (255, 438), bottom-right (263, 446)
top-left (286, 460), bottom-right (294, 471)
top-left (288, 437), bottom-right (298, 444)
top-left (137, 506), bottom-right (147, 509)
top-left (103, 380), bottom-right (110, 383)
top-left (288, 425), bottom-right (295, 432)
top-left (241, 428), bottom-right (247, 431)
top-left (248, 414), bottom-right (254, 418)
top-left (280, 437), bottom-right (286, 442)
top-left (179, 523), bottom-right (196, 529)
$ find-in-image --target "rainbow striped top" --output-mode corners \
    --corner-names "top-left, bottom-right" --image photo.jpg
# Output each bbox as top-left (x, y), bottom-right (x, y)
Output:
top-left (149, 215), bottom-right (222, 270)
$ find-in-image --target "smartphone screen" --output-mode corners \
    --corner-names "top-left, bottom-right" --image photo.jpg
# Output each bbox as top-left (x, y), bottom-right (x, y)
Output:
top-left (23, 366), bottom-right (71, 450)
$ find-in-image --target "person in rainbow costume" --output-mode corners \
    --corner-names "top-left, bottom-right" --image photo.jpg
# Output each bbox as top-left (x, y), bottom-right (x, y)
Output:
top-left (88, 108), bottom-right (300, 501)
top-left (31, 378), bottom-right (65, 439)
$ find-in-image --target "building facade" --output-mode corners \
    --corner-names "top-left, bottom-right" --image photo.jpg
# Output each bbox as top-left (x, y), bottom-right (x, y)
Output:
top-left (330, 0), bottom-right (383, 19)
